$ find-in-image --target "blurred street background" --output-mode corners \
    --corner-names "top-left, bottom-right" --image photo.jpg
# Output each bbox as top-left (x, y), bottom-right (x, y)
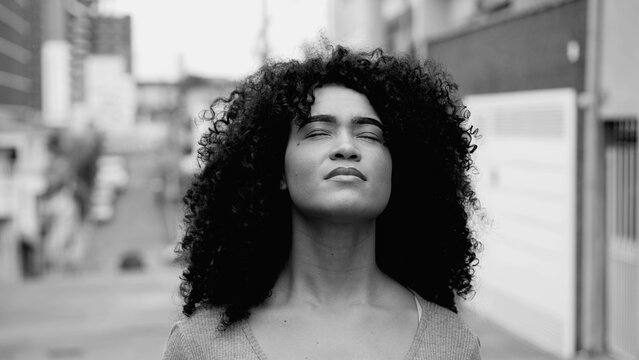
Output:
top-left (0, 151), bottom-right (184, 360)
top-left (0, 0), bottom-right (638, 359)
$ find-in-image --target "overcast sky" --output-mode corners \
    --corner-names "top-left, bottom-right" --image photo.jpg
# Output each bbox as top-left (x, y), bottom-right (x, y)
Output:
top-left (99, 0), bottom-right (330, 82)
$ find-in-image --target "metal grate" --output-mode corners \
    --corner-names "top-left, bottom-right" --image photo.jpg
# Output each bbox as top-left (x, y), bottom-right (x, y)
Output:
top-left (604, 118), bottom-right (638, 359)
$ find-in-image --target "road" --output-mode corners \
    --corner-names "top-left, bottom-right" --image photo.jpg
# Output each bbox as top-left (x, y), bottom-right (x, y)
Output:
top-left (0, 151), bottom-right (184, 360)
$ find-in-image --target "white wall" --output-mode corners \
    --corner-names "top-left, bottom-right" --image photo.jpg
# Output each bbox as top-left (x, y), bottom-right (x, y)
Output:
top-left (465, 88), bottom-right (578, 359)
top-left (600, 0), bottom-right (639, 118)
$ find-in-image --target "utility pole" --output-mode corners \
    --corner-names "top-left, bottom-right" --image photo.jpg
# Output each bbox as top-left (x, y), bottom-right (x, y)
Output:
top-left (258, 0), bottom-right (270, 64)
top-left (580, 0), bottom-right (606, 355)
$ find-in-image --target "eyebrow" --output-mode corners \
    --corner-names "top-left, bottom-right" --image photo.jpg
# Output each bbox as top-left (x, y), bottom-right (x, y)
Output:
top-left (298, 115), bottom-right (383, 130)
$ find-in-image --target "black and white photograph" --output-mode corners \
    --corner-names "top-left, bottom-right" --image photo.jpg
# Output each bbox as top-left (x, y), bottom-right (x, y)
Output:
top-left (0, 1), bottom-right (637, 359)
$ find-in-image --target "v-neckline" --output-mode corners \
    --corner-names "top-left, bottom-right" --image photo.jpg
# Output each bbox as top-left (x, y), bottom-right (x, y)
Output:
top-left (240, 295), bottom-right (428, 360)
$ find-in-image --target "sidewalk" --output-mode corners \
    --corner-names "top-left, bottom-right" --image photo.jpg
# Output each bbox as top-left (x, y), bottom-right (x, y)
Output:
top-left (0, 267), bottom-right (182, 360)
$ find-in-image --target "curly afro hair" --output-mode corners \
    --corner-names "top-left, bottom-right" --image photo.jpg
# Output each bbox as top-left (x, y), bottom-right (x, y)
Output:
top-left (178, 45), bottom-right (481, 329)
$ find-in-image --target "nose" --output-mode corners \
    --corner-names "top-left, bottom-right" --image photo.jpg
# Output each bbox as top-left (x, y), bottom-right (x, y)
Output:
top-left (329, 133), bottom-right (361, 161)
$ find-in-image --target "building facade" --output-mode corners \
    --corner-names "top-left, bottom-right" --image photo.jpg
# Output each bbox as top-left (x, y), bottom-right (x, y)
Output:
top-left (40, 0), bottom-right (94, 128)
top-left (90, 15), bottom-right (132, 73)
top-left (0, 0), bottom-right (48, 281)
top-left (329, 0), bottom-right (638, 358)
top-left (0, 0), bottom-right (100, 281)
top-left (83, 14), bottom-right (137, 152)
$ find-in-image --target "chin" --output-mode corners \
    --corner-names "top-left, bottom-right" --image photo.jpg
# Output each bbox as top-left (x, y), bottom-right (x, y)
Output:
top-left (290, 190), bottom-right (389, 221)
top-left (299, 202), bottom-right (388, 223)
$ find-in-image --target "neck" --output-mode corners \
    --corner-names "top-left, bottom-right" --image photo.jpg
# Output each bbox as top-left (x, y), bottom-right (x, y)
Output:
top-left (272, 210), bottom-right (385, 307)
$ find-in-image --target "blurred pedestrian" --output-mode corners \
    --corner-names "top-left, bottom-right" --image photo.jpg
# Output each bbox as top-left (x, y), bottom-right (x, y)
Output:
top-left (162, 45), bottom-right (482, 359)
top-left (41, 132), bottom-right (83, 273)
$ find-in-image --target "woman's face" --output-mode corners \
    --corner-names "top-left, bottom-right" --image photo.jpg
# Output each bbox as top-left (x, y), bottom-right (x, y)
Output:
top-left (284, 85), bottom-right (392, 222)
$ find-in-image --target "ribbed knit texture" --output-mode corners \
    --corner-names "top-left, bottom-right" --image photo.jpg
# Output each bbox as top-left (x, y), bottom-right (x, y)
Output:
top-left (161, 295), bottom-right (482, 359)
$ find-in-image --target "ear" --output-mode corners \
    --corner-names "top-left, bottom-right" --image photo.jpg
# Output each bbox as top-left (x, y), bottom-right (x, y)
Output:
top-left (279, 178), bottom-right (288, 190)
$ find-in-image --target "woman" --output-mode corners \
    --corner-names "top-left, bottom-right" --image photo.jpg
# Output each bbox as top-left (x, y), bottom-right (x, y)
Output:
top-left (162, 45), bottom-right (482, 360)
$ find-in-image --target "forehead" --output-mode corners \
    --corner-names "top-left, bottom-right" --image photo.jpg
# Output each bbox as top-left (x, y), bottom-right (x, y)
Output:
top-left (310, 85), bottom-right (379, 120)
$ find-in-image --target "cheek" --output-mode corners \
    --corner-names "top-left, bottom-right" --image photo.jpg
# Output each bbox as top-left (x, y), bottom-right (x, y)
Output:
top-left (378, 150), bottom-right (392, 180)
top-left (377, 151), bottom-right (393, 196)
top-left (284, 143), bottom-right (312, 187)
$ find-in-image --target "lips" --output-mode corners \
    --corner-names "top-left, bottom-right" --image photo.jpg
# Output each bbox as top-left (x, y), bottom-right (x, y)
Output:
top-left (325, 167), bottom-right (367, 181)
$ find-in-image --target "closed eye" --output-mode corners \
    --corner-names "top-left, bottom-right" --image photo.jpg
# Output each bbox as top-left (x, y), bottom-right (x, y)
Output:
top-left (306, 130), bottom-right (331, 138)
top-left (353, 122), bottom-right (383, 142)
top-left (358, 133), bottom-right (381, 141)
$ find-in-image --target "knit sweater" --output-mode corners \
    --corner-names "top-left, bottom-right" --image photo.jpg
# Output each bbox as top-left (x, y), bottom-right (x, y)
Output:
top-left (161, 295), bottom-right (482, 360)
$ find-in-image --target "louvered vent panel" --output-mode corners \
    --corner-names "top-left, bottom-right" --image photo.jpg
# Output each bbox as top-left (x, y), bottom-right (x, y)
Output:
top-left (493, 104), bottom-right (564, 137)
